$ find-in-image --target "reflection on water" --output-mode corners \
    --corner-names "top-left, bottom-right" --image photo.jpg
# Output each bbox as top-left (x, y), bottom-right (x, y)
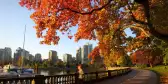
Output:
top-left (40, 70), bottom-right (64, 75)
top-left (38, 69), bottom-right (76, 76)
top-left (37, 67), bottom-right (104, 76)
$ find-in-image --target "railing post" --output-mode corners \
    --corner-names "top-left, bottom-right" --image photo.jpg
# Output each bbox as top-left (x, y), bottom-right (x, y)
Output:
top-left (117, 70), bottom-right (119, 75)
top-left (122, 69), bottom-right (124, 75)
top-left (96, 72), bottom-right (98, 80)
top-left (3, 80), bottom-right (7, 84)
top-left (119, 70), bottom-right (121, 75)
top-left (128, 68), bottom-right (131, 73)
top-left (115, 70), bottom-right (117, 76)
top-left (35, 75), bottom-right (45, 84)
top-left (127, 68), bottom-right (129, 73)
top-left (118, 70), bottom-right (120, 75)
top-left (108, 70), bottom-right (111, 78)
top-left (75, 73), bottom-right (79, 84)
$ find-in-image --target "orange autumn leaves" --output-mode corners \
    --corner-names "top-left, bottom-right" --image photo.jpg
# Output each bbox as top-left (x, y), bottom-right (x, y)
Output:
top-left (19, 0), bottom-right (156, 65)
top-left (88, 46), bottom-right (100, 64)
top-left (132, 6), bottom-right (146, 23)
top-left (19, 0), bottom-right (79, 44)
top-left (75, 8), bottom-right (109, 41)
top-left (19, 0), bottom-right (110, 45)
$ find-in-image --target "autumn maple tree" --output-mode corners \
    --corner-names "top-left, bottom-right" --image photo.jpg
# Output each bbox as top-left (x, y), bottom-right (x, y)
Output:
top-left (19, 0), bottom-right (168, 66)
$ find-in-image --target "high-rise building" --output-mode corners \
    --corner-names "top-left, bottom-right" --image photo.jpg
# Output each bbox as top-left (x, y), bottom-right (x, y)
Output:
top-left (63, 54), bottom-right (72, 64)
top-left (72, 57), bottom-right (76, 64)
top-left (76, 47), bottom-right (82, 64)
top-left (35, 53), bottom-right (42, 62)
top-left (48, 50), bottom-right (58, 64)
top-left (0, 47), bottom-right (12, 65)
top-left (81, 43), bottom-right (93, 64)
top-left (22, 50), bottom-right (29, 60)
top-left (13, 47), bottom-right (29, 66)
top-left (82, 45), bottom-right (88, 64)
top-left (29, 54), bottom-right (34, 62)
top-left (14, 47), bottom-right (22, 65)
top-left (88, 43), bottom-right (93, 55)
top-left (0, 49), bottom-right (5, 65)
top-left (88, 43), bottom-right (93, 61)
top-left (4, 47), bottom-right (12, 64)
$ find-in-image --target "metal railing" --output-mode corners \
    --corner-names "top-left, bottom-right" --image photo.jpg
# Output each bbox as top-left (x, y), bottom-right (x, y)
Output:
top-left (0, 68), bottom-right (131, 84)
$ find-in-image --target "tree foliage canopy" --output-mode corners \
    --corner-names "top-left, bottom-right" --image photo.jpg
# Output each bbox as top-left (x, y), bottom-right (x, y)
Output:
top-left (19, 0), bottom-right (168, 66)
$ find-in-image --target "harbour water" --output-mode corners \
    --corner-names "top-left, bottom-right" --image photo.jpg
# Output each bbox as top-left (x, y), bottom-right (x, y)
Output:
top-left (37, 67), bottom-right (104, 76)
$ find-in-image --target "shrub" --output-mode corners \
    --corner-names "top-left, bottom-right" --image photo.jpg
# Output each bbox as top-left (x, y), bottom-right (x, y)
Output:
top-left (136, 64), bottom-right (147, 68)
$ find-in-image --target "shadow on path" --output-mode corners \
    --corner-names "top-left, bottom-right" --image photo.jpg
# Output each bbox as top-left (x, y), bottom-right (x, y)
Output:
top-left (94, 69), bottom-right (139, 84)
top-left (122, 69), bottom-right (157, 84)
top-left (94, 69), bottom-right (158, 84)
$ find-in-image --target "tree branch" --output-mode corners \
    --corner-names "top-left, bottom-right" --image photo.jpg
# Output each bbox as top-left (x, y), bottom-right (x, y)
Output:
top-left (60, 0), bottom-right (113, 15)
top-left (128, 0), bottom-right (168, 41)
top-left (62, 0), bottom-right (168, 41)
top-left (112, 24), bottom-right (150, 43)
top-left (119, 25), bottom-right (150, 37)
top-left (129, 25), bottom-right (150, 37)
top-left (140, 0), bottom-right (168, 41)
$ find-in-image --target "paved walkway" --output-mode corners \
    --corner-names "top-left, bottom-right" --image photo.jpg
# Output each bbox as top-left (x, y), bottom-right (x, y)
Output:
top-left (122, 69), bottom-right (157, 84)
top-left (95, 69), bottom-right (158, 84)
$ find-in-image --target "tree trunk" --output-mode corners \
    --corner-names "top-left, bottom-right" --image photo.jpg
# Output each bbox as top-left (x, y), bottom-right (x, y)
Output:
top-left (149, 63), bottom-right (153, 68)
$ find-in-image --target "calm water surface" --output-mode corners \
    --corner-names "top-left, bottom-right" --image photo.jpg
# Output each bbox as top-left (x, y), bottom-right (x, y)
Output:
top-left (37, 67), bottom-right (104, 76)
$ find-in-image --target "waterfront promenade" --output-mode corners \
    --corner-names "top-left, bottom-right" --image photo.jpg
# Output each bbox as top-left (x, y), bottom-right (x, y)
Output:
top-left (0, 68), bottom-right (158, 84)
top-left (0, 68), bottom-right (130, 84)
top-left (96, 69), bottom-right (158, 84)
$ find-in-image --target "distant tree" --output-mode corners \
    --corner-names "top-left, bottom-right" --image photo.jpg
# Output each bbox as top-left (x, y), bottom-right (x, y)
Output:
top-left (163, 48), bottom-right (168, 65)
top-left (149, 48), bottom-right (162, 67)
top-left (125, 56), bottom-right (132, 66)
top-left (117, 56), bottom-right (127, 67)
top-left (131, 48), bottom-right (162, 67)
top-left (163, 53), bottom-right (168, 65)
top-left (88, 46), bottom-right (100, 64)
top-left (49, 62), bottom-right (54, 67)
top-left (148, 37), bottom-right (164, 67)
top-left (42, 60), bottom-right (49, 68)
top-left (88, 46), bottom-right (104, 69)
top-left (155, 39), bottom-right (168, 65)
top-left (17, 56), bottom-right (23, 67)
top-left (56, 60), bottom-right (64, 68)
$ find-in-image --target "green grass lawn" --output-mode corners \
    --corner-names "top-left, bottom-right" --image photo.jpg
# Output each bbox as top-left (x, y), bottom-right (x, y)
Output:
top-left (145, 65), bottom-right (168, 76)
top-left (145, 65), bottom-right (168, 83)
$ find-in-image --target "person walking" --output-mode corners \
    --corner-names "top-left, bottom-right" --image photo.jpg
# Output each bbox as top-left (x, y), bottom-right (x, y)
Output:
top-left (77, 64), bottom-right (84, 84)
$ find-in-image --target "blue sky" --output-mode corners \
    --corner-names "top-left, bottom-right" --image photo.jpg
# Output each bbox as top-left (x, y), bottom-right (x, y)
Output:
top-left (0, 0), bottom-right (134, 60)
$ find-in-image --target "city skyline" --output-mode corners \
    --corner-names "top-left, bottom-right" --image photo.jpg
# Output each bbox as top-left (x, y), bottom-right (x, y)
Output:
top-left (0, 42), bottom-right (95, 60)
top-left (0, 0), bottom-right (134, 60)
